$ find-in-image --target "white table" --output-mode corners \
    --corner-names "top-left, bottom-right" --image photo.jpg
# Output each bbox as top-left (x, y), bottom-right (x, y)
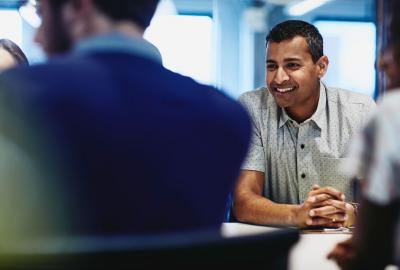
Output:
top-left (221, 222), bottom-right (351, 270)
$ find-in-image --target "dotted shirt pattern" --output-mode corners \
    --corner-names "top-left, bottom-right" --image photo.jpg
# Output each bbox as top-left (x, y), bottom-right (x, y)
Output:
top-left (239, 82), bottom-right (376, 204)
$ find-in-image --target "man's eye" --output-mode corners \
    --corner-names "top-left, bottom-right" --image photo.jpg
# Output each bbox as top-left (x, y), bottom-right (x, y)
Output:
top-left (287, 63), bottom-right (300, 69)
top-left (267, 64), bottom-right (277, 70)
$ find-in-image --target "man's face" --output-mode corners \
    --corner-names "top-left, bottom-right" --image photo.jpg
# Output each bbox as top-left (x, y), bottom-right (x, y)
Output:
top-left (34, 0), bottom-right (72, 56)
top-left (266, 36), bottom-right (327, 117)
top-left (378, 46), bottom-right (400, 91)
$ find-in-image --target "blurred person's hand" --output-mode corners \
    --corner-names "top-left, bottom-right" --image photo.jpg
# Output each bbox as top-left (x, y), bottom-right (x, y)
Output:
top-left (327, 238), bottom-right (356, 270)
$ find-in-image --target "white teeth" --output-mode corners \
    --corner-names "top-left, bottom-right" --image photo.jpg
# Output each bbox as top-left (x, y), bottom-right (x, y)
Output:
top-left (276, 87), bottom-right (294, 93)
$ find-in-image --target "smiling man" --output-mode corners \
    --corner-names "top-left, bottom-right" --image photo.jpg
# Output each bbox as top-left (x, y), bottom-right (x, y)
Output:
top-left (233, 20), bottom-right (376, 228)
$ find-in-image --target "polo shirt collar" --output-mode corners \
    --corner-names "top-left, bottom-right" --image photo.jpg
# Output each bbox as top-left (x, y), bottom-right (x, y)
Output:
top-left (278, 81), bottom-right (327, 130)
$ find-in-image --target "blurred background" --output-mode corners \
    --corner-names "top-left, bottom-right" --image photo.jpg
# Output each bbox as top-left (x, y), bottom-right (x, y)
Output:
top-left (1, 0), bottom-right (379, 98)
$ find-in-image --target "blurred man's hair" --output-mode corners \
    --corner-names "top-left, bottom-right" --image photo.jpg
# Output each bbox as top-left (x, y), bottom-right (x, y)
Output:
top-left (389, 0), bottom-right (400, 68)
top-left (46, 0), bottom-right (159, 29)
top-left (266, 20), bottom-right (323, 63)
top-left (389, 0), bottom-right (400, 44)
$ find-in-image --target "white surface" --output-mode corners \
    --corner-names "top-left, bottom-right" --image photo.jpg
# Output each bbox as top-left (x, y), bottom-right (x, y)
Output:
top-left (221, 223), bottom-right (351, 270)
top-left (221, 222), bottom-right (281, 237)
top-left (289, 233), bottom-right (350, 270)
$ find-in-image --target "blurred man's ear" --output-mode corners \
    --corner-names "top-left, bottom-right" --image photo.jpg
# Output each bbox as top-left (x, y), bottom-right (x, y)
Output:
top-left (316, 55), bottom-right (329, 79)
top-left (68, 0), bottom-right (93, 16)
top-left (61, 0), bottom-right (95, 41)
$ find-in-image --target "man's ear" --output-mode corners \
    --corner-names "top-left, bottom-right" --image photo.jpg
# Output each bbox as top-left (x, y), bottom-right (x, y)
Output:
top-left (316, 55), bottom-right (329, 79)
top-left (70, 0), bottom-right (93, 16)
top-left (62, 0), bottom-right (94, 38)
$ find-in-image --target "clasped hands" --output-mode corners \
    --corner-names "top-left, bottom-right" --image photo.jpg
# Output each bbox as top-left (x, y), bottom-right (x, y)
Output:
top-left (295, 184), bottom-right (355, 228)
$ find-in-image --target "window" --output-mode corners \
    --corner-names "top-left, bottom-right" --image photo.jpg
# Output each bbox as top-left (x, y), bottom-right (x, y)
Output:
top-left (144, 15), bottom-right (214, 86)
top-left (314, 20), bottom-right (376, 98)
top-left (0, 9), bottom-right (22, 46)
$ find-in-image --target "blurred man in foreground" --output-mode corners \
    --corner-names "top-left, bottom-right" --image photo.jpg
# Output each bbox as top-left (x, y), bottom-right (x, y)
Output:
top-left (328, 2), bottom-right (400, 265)
top-left (328, 40), bottom-right (400, 270)
top-left (0, 0), bottom-right (251, 240)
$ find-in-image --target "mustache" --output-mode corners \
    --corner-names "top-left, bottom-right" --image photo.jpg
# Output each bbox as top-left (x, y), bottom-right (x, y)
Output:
top-left (269, 83), bottom-right (297, 88)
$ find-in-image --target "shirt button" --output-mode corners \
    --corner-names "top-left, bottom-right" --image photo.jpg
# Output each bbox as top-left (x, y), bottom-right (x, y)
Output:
top-left (300, 144), bottom-right (305, 149)
top-left (301, 173), bottom-right (306, 178)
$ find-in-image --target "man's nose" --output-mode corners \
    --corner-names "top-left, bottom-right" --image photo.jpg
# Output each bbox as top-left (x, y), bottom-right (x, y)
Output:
top-left (274, 67), bottom-right (289, 84)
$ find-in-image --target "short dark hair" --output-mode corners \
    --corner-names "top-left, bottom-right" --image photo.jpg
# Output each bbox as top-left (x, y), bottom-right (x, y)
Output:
top-left (0, 39), bottom-right (28, 66)
top-left (46, 0), bottom-right (159, 29)
top-left (266, 20), bottom-right (323, 63)
top-left (92, 0), bottom-right (159, 29)
top-left (389, 0), bottom-right (400, 44)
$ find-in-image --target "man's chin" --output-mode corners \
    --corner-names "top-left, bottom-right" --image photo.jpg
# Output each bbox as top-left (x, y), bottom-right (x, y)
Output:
top-left (277, 103), bottom-right (291, 109)
top-left (272, 95), bottom-right (293, 108)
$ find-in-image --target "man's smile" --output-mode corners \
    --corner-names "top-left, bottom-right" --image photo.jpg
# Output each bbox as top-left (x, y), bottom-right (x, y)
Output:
top-left (275, 86), bottom-right (295, 93)
top-left (271, 85), bottom-right (297, 94)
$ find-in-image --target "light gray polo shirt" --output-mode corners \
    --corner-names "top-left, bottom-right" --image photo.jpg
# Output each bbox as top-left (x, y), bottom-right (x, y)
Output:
top-left (239, 82), bottom-right (376, 204)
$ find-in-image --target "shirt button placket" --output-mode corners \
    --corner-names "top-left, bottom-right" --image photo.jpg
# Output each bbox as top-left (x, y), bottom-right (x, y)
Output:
top-left (298, 126), bottom-right (308, 202)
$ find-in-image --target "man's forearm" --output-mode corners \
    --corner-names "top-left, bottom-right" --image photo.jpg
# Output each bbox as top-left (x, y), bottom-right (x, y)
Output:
top-left (233, 194), bottom-right (300, 226)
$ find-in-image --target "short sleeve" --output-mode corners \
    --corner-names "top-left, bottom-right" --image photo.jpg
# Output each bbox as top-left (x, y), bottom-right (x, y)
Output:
top-left (238, 93), bottom-right (265, 172)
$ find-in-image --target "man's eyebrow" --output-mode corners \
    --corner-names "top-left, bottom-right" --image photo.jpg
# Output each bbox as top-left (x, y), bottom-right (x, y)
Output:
top-left (266, 58), bottom-right (302, 63)
top-left (283, 57), bottom-right (301, 62)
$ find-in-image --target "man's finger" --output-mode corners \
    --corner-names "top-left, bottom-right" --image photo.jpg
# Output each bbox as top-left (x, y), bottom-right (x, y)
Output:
top-left (309, 205), bottom-right (341, 217)
top-left (322, 213), bottom-right (348, 223)
top-left (308, 186), bottom-right (345, 201)
top-left (312, 184), bottom-right (320, 190)
top-left (329, 200), bottom-right (354, 212)
top-left (305, 216), bottom-right (335, 226)
top-left (307, 184), bottom-right (321, 197)
top-left (308, 193), bottom-right (335, 204)
top-left (313, 199), bottom-right (354, 211)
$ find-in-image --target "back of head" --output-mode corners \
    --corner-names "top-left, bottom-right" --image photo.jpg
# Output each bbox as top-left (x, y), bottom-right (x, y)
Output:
top-left (36, 0), bottom-right (160, 55)
top-left (266, 20), bottom-right (323, 63)
top-left (46, 0), bottom-right (159, 29)
top-left (389, 0), bottom-right (400, 44)
top-left (92, 0), bottom-right (159, 29)
top-left (389, 0), bottom-right (400, 67)
top-left (0, 39), bottom-right (28, 66)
